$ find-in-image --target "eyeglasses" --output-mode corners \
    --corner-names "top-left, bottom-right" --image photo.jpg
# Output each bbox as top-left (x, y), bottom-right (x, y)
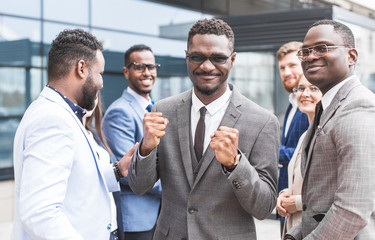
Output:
top-left (126, 62), bottom-right (160, 73)
top-left (296, 44), bottom-right (349, 62)
top-left (293, 86), bottom-right (320, 95)
top-left (186, 52), bottom-right (234, 65)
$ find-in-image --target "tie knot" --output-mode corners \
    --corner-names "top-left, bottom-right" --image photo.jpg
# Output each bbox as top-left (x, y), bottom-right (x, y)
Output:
top-left (146, 104), bottom-right (153, 112)
top-left (199, 107), bottom-right (206, 116)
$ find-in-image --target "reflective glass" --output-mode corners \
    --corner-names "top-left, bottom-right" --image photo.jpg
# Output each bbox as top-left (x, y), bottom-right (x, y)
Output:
top-left (92, 29), bottom-right (186, 57)
top-left (152, 76), bottom-right (192, 101)
top-left (0, 119), bottom-right (20, 168)
top-left (92, 0), bottom-right (212, 35)
top-left (43, 22), bottom-right (89, 44)
top-left (340, 20), bottom-right (375, 93)
top-left (0, 0), bottom-right (40, 18)
top-left (44, 0), bottom-right (88, 25)
top-left (0, 67), bottom-right (26, 116)
top-left (231, 52), bottom-right (275, 113)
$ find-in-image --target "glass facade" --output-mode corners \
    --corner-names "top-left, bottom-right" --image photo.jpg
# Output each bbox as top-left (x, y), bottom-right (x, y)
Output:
top-left (0, 0), bottom-right (375, 179)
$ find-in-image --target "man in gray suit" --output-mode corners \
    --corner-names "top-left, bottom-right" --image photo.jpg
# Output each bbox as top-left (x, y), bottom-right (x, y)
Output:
top-left (285, 20), bottom-right (375, 240)
top-left (128, 18), bottom-right (280, 239)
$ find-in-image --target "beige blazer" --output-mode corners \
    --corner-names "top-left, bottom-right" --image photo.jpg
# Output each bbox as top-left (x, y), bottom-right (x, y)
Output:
top-left (282, 132), bottom-right (306, 237)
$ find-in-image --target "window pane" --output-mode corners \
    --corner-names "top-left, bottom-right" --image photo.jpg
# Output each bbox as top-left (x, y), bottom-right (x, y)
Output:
top-left (43, 22), bottom-right (89, 44)
top-left (0, 0), bottom-right (40, 18)
top-left (231, 52), bottom-right (275, 113)
top-left (92, 0), bottom-right (212, 35)
top-left (0, 67), bottom-right (26, 116)
top-left (152, 76), bottom-right (192, 101)
top-left (44, 0), bottom-right (88, 25)
top-left (92, 29), bottom-right (186, 58)
top-left (0, 119), bottom-right (20, 168)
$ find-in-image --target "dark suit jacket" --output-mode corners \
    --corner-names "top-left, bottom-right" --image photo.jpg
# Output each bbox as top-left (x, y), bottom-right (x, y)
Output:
top-left (129, 85), bottom-right (280, 239)
top-left (279, 104), bottom-right (308, 193)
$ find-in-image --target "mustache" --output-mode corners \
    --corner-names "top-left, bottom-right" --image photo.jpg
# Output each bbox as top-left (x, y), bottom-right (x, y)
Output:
top-left (195, 71), bottom-right (221, 76)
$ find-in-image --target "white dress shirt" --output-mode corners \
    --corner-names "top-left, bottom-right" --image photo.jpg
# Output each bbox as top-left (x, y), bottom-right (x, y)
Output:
top-left (191, 85), bottom-right (232, 156)
top-left (284, 93), bottom-right (298, 138)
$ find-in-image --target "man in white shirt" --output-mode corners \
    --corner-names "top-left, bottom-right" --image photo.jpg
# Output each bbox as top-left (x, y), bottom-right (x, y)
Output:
top-left (12, 29), bottom-right (135, 240)
top-left (128, 18), bottom-right (280, 239)
top-left (285, 19), bottom-right (375, 240)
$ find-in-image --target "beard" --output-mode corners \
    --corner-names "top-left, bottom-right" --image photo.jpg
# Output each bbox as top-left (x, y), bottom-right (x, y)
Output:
top-left (195, 84), bottom-right (219, 96)
top-left (79, 74), bottom-right (98, 111)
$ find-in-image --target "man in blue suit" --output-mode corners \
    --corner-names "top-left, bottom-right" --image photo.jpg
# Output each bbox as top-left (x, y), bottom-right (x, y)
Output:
top-left (276, 41), bottom-right (309, 233)
top-left (102, 44), bottom-right (162, 240)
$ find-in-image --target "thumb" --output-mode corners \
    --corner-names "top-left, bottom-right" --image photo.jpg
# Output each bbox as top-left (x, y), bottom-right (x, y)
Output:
top-left (126, 142), bottom-right (139, 157)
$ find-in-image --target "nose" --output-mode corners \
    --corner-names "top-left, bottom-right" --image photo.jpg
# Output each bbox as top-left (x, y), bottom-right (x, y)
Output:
top-left (142, 67), bottom-right (152, 76)
top-left (199, 58), bottom-right (216, 72)
top-left (306, 49), bottom-right (320, 62)
top-left (302, 88), bottom-right (311, 96)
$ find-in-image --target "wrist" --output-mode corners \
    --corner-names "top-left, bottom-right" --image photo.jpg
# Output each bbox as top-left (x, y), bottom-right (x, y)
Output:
top-left (225, 153), bottom-right (241, 172)
top-left (113, 162), bottom-right (123, 181)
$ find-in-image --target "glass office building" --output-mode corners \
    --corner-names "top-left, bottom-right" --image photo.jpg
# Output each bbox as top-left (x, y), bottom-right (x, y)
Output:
top-left (1, 0), bottom-right (375, 178)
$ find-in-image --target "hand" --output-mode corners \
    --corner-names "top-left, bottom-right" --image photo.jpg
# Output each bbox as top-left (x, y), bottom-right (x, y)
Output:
top-left (140, 112), bottom-right (169, 156)
top-left (117, 143), bottom-right (138, 177)
top-left (281, 195), bottom-right (298, 214)
top-left (210, 126), bottom-right (239, 170)
top-left (277, 191), bottom-right (290, 217)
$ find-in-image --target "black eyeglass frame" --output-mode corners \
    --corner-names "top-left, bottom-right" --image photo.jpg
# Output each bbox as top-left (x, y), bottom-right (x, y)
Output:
top-left (186, 52), bottom-right (235, 65)
top-left (126, 62), bottom-right (161, 73)
top-left (296, 44), bottom-right (350, 62)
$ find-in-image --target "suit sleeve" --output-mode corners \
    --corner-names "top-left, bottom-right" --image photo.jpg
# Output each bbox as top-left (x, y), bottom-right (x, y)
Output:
top-left (19, 113), bottom-right (83, 239)
top-left (103, 106), bottom-right (161, 195)
top-left (227, 114), bottom-right (280, 220)
top-left (304, 99), bottom-right (375, 239)
top-left (279, 145), bottom-right (296, 165)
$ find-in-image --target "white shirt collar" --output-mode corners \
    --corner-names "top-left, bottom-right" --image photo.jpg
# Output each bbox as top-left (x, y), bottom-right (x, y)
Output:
top-left (192, 84), bottom-right (232, 116)
top-left (288, 93), bottom-right (298, 108)
top-left (321, 75), bottom-right (356, 110)
top-left (127, 87), bottom-right (152, 112)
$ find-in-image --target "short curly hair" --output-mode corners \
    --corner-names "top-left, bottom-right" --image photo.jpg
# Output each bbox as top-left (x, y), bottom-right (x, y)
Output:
top-left (187, 18), bottom-right (234, 51)
top-left (276, 41), bottom-right (302, 61)
top-left (48, 29), bottom-right (103, 81)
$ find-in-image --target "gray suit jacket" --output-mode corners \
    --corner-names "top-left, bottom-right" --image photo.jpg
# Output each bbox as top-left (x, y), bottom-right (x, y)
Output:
top-left (287, 77), bottom-right (375, 239)
top-left (129, 85), bottom-right (280, 240)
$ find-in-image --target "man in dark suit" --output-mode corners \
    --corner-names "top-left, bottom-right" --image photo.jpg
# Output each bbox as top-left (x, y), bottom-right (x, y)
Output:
top-left (128, 18), bottom-right (280, 239)
top-left (285, 20), bottom-right (375, 240)
top-left (276, 41), bottom-right (309, 232)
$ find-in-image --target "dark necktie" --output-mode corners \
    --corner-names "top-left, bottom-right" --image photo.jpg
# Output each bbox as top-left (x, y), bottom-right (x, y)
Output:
top-left (146, 104), bottom-right (153, 112)
top-left (307, 101), bottom-right (323, 151)
top-left (194, 107), bottom-right (206, 161)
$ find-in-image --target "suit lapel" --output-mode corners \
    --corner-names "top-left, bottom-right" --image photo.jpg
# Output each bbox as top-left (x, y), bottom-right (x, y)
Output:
top-left (177, 91), bottom-right (195, 189)
top-left (302, 77), bottom-right (360, 177)
top-left (192, 88), bottom-right (242, 189)
top-left (123, 90), bottom-right (144, 121)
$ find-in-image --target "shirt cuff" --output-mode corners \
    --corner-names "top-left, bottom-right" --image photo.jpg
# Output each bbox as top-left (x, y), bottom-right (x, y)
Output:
top-left (295, 194), bottom-right (302, 211)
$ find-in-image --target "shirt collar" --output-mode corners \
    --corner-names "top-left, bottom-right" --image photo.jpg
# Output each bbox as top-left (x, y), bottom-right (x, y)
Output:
top-left (321, 75), bottom-right (356, 110)
top-left (288, 92), bottom-right (298, 108)
top-left (192, 84), bottom-right (232, 116)
top-left (47, 85), bottom-right (86, 123)
top-left (127, 87), bottom-right (153, 111)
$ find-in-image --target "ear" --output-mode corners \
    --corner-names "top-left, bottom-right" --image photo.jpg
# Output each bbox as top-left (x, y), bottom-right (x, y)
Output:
top-left (230, 52), bottom-right (237, 66)
top-left (123, 66), bottom-right (129, 80)
top-left (348, 48), bottom-right (358, 67)
top-left (185, 50), bottom-right (189, 60)
top-left (76, 60), bottom-right (87, 79)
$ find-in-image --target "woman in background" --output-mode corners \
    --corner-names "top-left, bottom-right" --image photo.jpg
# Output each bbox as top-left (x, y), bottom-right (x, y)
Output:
top-left (83, 93), bottom-right (124, 240)
top-left (276, 75), bottom-right (322, 238)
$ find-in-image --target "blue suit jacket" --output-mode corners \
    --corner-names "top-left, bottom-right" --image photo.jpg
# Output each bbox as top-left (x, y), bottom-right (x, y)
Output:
top-left (278, 104), bottom-right (308, 193)
top-left (102, 89), bottom-right (161, 232)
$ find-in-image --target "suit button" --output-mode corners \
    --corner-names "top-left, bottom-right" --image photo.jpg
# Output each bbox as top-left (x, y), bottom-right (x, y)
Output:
top-left (188, 208), bottom-right (197, 214)
top-left (232, 179), bottom-right (241, 189)
top-left (107, 223), bottom-right (111, 230)
top-left (303, 204), bottom-right (307, 211)
top-left (181, 238), bottom-right (187, 240)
